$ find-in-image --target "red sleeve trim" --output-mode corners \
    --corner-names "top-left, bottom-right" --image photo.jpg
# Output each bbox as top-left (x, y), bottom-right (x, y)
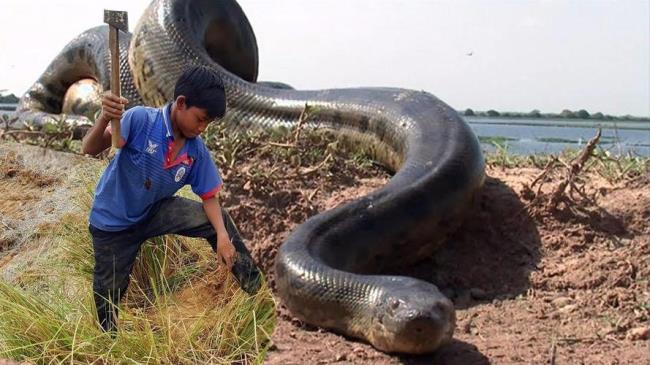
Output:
top-left (200, 184), bottom-right (222, 200)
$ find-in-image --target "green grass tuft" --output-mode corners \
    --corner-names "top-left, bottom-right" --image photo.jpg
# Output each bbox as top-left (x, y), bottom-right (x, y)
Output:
top-left (0, 163), bottom-right (276, 364)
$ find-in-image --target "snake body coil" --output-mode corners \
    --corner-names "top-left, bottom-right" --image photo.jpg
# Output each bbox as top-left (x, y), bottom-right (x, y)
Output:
top-left (14, 0), bottom-right (485, 353)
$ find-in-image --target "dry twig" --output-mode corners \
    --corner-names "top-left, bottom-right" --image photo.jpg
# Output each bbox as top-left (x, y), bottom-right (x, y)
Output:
top-left (265, 103), bottom-right (311, 149)
top-left (529, 157), bottom-right (558, 190)
top-left (514, 129), bottom-right (603, 219)
top-left (292, 103), bottom-right (309, 144)
top-left (547, 129), bottom-right (601, 210)
top-left (548, 340), bottom-right (557, 365)
top-left (286, 153), bottom-right (333, 178)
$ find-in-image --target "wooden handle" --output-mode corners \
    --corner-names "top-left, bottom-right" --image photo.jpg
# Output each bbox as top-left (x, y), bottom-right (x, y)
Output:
top-left (109, 26), bottom-right (121, 149)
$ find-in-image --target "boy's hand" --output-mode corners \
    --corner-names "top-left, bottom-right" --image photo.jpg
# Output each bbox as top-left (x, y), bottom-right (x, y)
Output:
top-left (99, 92), bottom-right (128, 123)
top-left (217, 235), bottom-right (236, 269)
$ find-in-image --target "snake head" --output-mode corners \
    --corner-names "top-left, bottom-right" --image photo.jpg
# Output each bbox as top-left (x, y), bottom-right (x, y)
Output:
top-left (367, 279), bottom-right (455, 354)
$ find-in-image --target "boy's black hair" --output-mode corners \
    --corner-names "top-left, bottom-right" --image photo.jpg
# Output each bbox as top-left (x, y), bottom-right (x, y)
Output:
top-left (174, 65), bottom-right (227, 119)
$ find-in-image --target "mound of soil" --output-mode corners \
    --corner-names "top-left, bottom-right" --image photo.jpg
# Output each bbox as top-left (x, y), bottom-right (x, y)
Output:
top-left (0, 140), bottom-right (648, 364)
top-left (0, 143), bottom-right (88, 276)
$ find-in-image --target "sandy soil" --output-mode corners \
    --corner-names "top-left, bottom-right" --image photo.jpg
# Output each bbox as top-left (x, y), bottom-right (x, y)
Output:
top-left (0, 140), bottom-right (648, 364)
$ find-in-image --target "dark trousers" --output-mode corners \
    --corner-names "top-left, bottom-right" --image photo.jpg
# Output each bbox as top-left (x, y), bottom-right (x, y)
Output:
top-left (89, 196), bottom-right (260, 333)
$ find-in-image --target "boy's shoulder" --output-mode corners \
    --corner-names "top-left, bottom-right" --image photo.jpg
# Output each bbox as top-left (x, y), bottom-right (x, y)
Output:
top-left (124, 105), bottom-right (163, 132)
top-left (121, 106), bottom-right (163, 144)
top-left (126, 105), bottom-right (159, 120)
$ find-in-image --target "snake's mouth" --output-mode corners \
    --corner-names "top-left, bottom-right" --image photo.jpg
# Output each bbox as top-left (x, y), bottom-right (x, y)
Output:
top-left (368, 283), bottom-right (456, 354)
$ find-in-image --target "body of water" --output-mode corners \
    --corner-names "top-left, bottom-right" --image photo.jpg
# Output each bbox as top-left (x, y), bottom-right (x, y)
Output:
top-left (466, 117), bottom-right (650, 157)
top-left (0, 103), bottom-right (17, 111)
top-left (2, 104), bottom-right (649, 156)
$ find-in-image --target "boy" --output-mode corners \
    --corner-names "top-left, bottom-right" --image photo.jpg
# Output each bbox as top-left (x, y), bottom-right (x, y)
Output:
top-left (81, 65), bottom-right (261, 333)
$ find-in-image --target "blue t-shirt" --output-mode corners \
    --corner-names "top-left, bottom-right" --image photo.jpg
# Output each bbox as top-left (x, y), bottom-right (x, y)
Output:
top-left (89, 104), bottom-right (223, 231)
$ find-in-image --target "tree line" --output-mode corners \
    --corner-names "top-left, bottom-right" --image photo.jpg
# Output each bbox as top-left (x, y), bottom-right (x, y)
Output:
top-left (462, 108), bottom-right (649, 122)
top-left (0, 93), bottom-right (19, 104)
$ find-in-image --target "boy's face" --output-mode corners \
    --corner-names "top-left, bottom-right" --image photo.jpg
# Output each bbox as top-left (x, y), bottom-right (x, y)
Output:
top-left (174, 96), bottom-right (212, 139)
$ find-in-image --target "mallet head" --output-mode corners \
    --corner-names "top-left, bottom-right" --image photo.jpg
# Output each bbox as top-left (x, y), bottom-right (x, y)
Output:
top-left (103, 10), bottom-right (128, 32)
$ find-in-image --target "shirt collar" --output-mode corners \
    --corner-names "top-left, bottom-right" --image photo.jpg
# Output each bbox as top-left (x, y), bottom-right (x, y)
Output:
top-left (162, 103), bottom-right (173, 139)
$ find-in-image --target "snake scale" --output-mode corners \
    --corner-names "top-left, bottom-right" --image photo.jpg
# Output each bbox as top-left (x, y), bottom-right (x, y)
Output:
top-left (13, 0), bottom-right (485, 354)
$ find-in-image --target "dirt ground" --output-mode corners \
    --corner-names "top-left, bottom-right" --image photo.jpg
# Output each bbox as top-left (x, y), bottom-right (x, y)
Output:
top-left (0, 140), bottom-right (648, 364)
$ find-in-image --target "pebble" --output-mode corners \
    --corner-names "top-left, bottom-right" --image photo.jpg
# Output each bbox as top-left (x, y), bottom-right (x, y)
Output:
top-left (351, 346), bottom-right (368, 359)
top-left (626, 326), bottom-right (650, 341)
top-left (558, 304), bottom-right (578, 314)
top-left (551, 296), bottom-right (574, 308)
top-left (461, 318), bottom-right (474, 334)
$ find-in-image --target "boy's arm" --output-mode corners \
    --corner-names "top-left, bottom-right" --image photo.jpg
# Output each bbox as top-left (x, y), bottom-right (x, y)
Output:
top-left (203, 195), bottom-right (236, 269)
top-left (81, 92), bottom-right (128, 155)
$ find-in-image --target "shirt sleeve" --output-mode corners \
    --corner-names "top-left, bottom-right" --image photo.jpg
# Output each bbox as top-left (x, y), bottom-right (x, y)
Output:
top-left (187, 140), bottom-right (223, 200)
top-left (106, 106), bottom-right (143, 148)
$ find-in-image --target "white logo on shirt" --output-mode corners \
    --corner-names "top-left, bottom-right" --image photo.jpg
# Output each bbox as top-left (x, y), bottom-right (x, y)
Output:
top-left (146, 140), bottom-right (159, 154)
top-left (175, 167), bottom-right (186, 182)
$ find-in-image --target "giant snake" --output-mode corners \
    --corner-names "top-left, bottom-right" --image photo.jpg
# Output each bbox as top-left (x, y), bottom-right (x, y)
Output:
top-left (13, 0), bottom-right (485, 354)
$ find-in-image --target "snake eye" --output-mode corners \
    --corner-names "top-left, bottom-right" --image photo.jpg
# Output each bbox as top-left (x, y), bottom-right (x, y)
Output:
top-left (389, 298), bottom-right (400, 310)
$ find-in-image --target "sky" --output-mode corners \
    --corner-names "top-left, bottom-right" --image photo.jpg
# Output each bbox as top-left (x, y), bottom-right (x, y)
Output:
top-left (0, 0), bottom-right (648, 116)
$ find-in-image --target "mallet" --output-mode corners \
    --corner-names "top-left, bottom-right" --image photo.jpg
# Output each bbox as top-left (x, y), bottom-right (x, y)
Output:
top-left (103, 10), bottom-right (128, 148)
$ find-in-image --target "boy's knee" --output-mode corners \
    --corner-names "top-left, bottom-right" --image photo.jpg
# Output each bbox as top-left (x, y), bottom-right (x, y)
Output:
top-left (93, 273), bottom-right (129, 294)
